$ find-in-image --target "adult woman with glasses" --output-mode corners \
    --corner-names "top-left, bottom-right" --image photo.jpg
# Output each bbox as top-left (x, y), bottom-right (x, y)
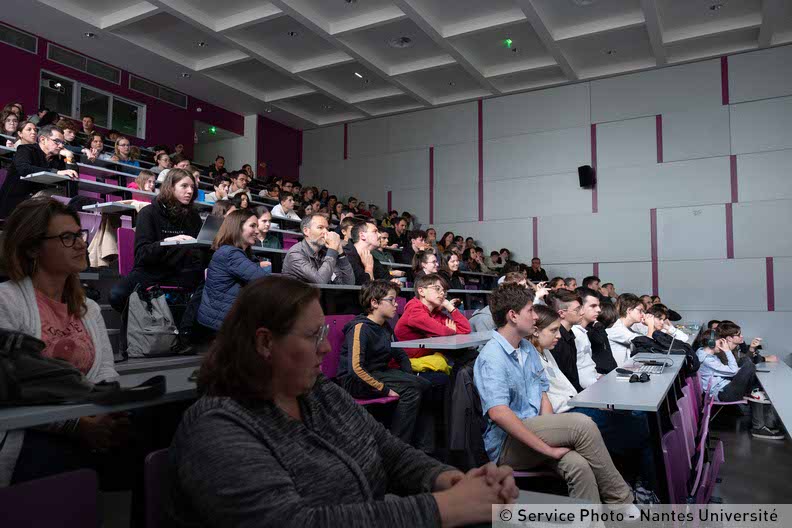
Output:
top-left (2, 109), bottom-right (19, 148)
top-left (168, 275), bottom-right (517, 527)
top-left (0, 198), bottom-right (121, 486)
top-left (110, 136), bottom-right (140, 167)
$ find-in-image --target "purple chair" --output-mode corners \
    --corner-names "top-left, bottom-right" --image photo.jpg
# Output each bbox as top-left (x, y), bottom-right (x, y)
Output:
top-left (396, 296), bottom-right (406, 316)
top-left (145, 448), bottom-right (170, 528)
top-left (0, 469), bottom-right (98, 528)
top-left (661, 428), bottom-right (689, 504)
top-left (671, 410), bottom-right (693, 469)
top-left (117, 227), bottom-right (135, 276)
top-left (696, 440), bottom-right (725, 504)
top-left (691, 398), bottom-right (715, 497)
top-left (321, 314), bottom-right (399, 406)
top-left (703, 378), bottom-right (744, 422)
top-left (282, 236), bottom-right (299, 250)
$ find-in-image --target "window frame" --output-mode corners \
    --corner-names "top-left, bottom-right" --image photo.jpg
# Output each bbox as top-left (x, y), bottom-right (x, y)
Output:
top-left (38, 69), bottom-right (147, 139)
top-left (0, 22), bottom-right (38, 55)
top-left (47, 43), bottom-right (121, 85)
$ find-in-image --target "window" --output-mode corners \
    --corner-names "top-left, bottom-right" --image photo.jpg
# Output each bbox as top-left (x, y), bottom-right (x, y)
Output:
top-left (47, 44), bottom-right (120, 84)
top-left (0, 22), bottom-right (37, 54)
top-left (129, 75), bottom-right (188, 109)
top-left (38, 70), bottom-right (146, 138)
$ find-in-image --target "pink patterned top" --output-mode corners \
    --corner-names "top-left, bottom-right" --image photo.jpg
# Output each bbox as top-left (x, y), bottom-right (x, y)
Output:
top-left (35, 290), bottom-right (96, 374)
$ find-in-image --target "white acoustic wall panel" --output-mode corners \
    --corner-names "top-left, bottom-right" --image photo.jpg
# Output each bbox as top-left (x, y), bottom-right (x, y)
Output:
top-left (472, 218), bottom-right (534, 261)
top-left (382, 149), bottom-right (429, 191)
top-left (729, 45), bottom-right (792, 103)
top-left (599, 262), bottom-right (653, 296)
top-left (543, 263), bottom-right (593, 282)
top-left (657, 205), bottom-right (727, 261)
top-left (388, 102), bottom-right (477, 152)
top-left (737, 149), bottom-right (792, 202)
top-left (730, 96), bottom-right (792, 154)
top-left (662, 106), bottom-right (731, 162)
top-left (302, 125), bottom-right (343, 163)
top-left (300, 159), bottom-right (343, 194)
top-left (484, 126), bottom-right (590, 181)
top-left (774, 257), bottom-right (792, 312)
top-left (596, 117), bottom-right (656, 168)
top-left (539, 210), bottom-right (651, 263)
top-left (343, 155), bottom-right (388, 204)
top-left (483, 83), bottom-right (590, 140)
top-left (484, 172), bottom-right (591, 220)
top-left (676, 311), bottom-right (787, 351)
top-left (597, 157), bottom-right (731, 212)
top-left (733, 200), bottom-right (792, 258)
top-left (434, 142), bottom-right (477, 224)
top-left (659, 259), bottom-right (766, 311)
top-left (591, 59), bottom-right (721, 123)
top-left (391, 187), bottom-right (430, 226)
top-left (349, 116), bottom-right (390, 159)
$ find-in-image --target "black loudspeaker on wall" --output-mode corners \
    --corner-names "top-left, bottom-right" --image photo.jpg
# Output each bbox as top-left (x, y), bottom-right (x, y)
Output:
top-left (578, 165), bottom-right (596, 188)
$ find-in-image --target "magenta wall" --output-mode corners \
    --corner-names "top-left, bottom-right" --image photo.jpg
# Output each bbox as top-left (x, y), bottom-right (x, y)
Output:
top-left (258, 115), bottom-right (301, 182)
top-left (0, 31), bottom-right (243, 159)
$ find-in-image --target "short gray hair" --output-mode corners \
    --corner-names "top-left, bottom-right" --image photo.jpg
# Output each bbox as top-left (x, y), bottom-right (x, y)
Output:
top-left (37, 124), bottom-right (62, 142)
top-left (300, 212), bottom-right (328, 233)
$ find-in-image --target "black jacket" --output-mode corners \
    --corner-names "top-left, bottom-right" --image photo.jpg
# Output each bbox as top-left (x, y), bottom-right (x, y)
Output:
top-left (133, 200), bottom-right (205, 280)
top-left (586, 321), bottom-right (618, 374)
top-left (0, 144), bottom-right (67, 219)
top-left (388, 229), bottom-right (409, 249)
top-left (554, 325), bottom-right (583, 393)
top-left (337, 315), bottom-right (412, 398)
top-left (344, 243), bottom-right (390, 285)
top-left (526, 267), bottom-right (549, 282)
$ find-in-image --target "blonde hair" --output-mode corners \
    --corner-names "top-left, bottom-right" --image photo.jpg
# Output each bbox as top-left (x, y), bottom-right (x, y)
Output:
top-left (113, 136), bottom-right (139, 161)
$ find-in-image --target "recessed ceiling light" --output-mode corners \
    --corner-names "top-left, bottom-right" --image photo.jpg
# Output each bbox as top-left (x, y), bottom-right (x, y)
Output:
top-left (180, 73), bottom-right (191, 79)
top-left (197, 41), bottom-right (207, 47)
top-left (83, 32), bottom-right (96, 38)
top-left (709, 3), bottom-right (724, 10)
top-left (354, 72), bottom-right (363, 78)
top-left (605, 49), bottom-right (617, 55)
top-left (287, 31), bottom-right (300, 38)
top-left (322, 104), bottom-right (333, 111)
top-left (448, 81), bottom-right (456, 87)
top-left (388, 36), bottom-right (414, 49)
top-left (345, 0), bottom-right (358, 4)
top-left (511, 47), bottom-right (519, 54)
top-left (263, 106), bottom-right (273, 113)
top-left (571, 0), bottom-right (596, 6)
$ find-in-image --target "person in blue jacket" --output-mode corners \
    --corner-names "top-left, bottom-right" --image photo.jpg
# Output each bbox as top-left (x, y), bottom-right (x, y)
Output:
top-left (198, 210), bottom-right (272, 332)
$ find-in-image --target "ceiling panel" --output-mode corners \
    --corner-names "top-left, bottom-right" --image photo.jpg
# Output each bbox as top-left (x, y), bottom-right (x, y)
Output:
top-left (231, 15), bottom-right (342, 65)
top-left (666, 27), bottom-right (759, 63)
top-left (301, 62), bottom-right (396, 100)
top-left (532, 0), bottom-right (643, 36)
top-left (397, 63), bottom-right (488, 103)
top-left (489, 66), bottom-right (568, 93)
top-left (450, 20), bottom-right (553, 77)
top-left (209, 59), bottom-right (306, 92)
top-left (658, 0), bottom-right (761, 42)
top-left (183, 0), bottom-right (268, 19)
top-left (283, 0), bottom-right (398, 25)
top-left (559, 25), bottom-right (654, 77)
top-left (275, 92), bottom-right (362, 122)
top-left (70, 0), bottom-right (152, 18)
top-left (416, 0), bottom-right (522, 34)
top-left (357, 94), bottom-right (424, 115)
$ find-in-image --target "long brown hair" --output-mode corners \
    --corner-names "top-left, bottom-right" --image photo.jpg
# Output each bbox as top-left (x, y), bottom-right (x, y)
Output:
top-left (211, 210), bottom-right (256, 251)
top-left (529, 304), bottom-right (560, 351)
top-left (134, 170), bottom-right (155, 191)
top-left (199, 276), bottom-right (320, 402)
top-left (158, 168), bottom-right (197, 206)
top-left (1, 198), bottom-right (87, 316)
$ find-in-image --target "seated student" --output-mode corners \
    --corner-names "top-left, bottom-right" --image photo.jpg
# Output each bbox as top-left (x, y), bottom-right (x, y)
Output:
top-left (639, 295), bottom-right (653, 310)
top-left (271, 191), bottom-right (300, 222)
top-left (544, 289), bottom-right (584, 393)
top-left (338, 216), bottom-right (357, 245)
top-left (394, 273), bottom-right (471, 377)
top-left (357, 201), bottom-right (372, 218)
top-left (110, 169), bottom-right (206, 311)
top-left (564, 277), bottom-right (577, 291)
top-left (474, 285), bottom-right (636, 507)
top-left (571, 288), bottom-right (602, 388)
top-left (485, 251), bottom-right (504, 271)
top-left (345, 219), bottom-right (390, 285)
top-left (207, 155), bottom-right (227, 178)
top-left (151, 151), bottom-right (172, 175)
top-left (604, 294), bottom-right (656, 367)
top-left (643, 303), bottom-right (690, 343)
top-left (337, 280), bottom-right (433, 446)
top-left (0, 198), bottom-right (121, 486)
top-left (548, 277), bottom-right (565, 291)
top-left (526, 257), bottom-right (549, 283)
top-left (581, 275), bottom-right (600, 291)
top-left (372, 230), bottom-right (395, 263)
top-left (127, 169), bottom-right (156, 192)
top-left (437, 231), bottom-right (454, 252)
top-left (168, 276), bottom-right (517, 526)
top-left (253, 206), bottom-right (281, 249)
top-left (228, 171), bottom-right (252, 200)
top-left (601, 283), bottom-right (617, 302)
top-left (258, 183), bottom-right (280, 199)
top-left (388, 216), bottom-right (410, 249)
top-left (697, 323), bottom-right (782, 440)
top-left (210, 200), bottom-right (236, 218)
top-left (530, 305), bottom-right (657, 501)
top-left (326, 194), bottom-right (337, 214)
top-left (718, 319), bottom-right (777, 364)
top-left (56, 119), bottom-right (80, 149)
top-left (81, 132), bottom-right (109, 163)
top-left (2, 109), bottom-right (18, 148)
top-left (470, 272), bottom-right (529, 334)
top-left (197, 210), bottom-right (272, 333)
top-left (231, 192), bottom-right (250, 210)
top-left (425, 227), bottom-right (437, 250)
top-left (396, 229), bottom-right (428, 266)
top-left (412, 249), bottom-right (439, 281)
top-left (282, 213), bottom-right (353, 285)
top-left (347, 196), bottom-right (359, 214)
top-left (440, 251), bottom-right (465, 290)
top-left (205, 174), bottom-right (231, 203)
top-left (110, 136), bottom-right (140, 167)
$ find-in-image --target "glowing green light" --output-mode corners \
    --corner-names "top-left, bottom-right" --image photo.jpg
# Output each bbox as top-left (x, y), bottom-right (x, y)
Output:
top-left (209, 126), bottom-right (217, 134)
top-left (504, 38), bottom-right (513, 48)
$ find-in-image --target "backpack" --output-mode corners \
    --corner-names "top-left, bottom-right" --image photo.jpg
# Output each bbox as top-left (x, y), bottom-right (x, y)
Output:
top-left (0, 328), bottom-right (166, 406)
top-left (632, 333), bottom-right (701, 375)
top-left (447, 362), bottom-right (489, 471)
top-left (122, 285), bottom-right (180, 358)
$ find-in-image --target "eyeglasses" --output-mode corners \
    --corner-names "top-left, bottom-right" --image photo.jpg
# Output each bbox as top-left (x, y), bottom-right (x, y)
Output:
top-left (305, 323), bottom-right (330, 349)
top-left (380, 297), bottom-right (397, 305)
top-left (40, 229), bottom-right (89, 248)
top-left (423, 284), bottom-right (446, 295)
top-left (48, 137), bottom-right (65, 146)
top-left (118, 143), bottom-right (130, 147)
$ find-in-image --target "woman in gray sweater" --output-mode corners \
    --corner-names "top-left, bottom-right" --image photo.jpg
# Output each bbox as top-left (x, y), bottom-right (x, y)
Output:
top-left (168, 276), bottom-right (518, 527)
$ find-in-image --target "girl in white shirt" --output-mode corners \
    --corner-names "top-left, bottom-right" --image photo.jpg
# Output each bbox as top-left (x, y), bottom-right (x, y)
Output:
top-left (607, 294), bottom-right (657, 367)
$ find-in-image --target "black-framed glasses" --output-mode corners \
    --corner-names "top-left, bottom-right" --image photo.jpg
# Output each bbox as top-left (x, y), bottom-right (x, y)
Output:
top-left (48, 137), bottom-right (65, 146)
top-left (40, 230), bottom-right (88, 247)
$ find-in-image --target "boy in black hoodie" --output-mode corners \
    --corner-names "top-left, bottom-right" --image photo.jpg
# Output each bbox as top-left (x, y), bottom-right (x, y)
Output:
top-left (337, 280), bottom-right (432, 447)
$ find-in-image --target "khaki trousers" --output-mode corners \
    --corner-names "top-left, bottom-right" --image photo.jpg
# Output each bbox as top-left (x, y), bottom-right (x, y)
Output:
top-left (499, 412), bottom-right (633, 504)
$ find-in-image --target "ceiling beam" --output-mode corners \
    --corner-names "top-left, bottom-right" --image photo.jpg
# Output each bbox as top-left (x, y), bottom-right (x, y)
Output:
top-left (390, 0), bottom-right (500, 94)
top-left (758, 0), bottom-right (785, 48)
top-left (330, 6), bottom-right (407, 36)
top-left (514, 0), bottom-right (577, 80)
top-left (215, 4), bottom-right (285, 33)
top-left (99, 2), bottom-right (160, 31)
top-left (640, 0), bottom-right (667, 65)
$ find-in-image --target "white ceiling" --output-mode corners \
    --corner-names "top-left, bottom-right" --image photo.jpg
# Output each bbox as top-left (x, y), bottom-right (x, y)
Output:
top-left (5, 0), bottom-right (792, 129)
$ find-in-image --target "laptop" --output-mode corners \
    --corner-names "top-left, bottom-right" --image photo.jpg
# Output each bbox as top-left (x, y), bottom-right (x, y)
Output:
top-left (196, 214), bottom-right (224, 243)
top-left (635, 334), bottom-right (676, 375)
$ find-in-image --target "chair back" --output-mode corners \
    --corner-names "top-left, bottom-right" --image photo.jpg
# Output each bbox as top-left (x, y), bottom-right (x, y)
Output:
top-left (321, 314), bottom-right (356, 378)
top-left (282, 236), bottom-right (299, 250)
top-left (0, 469), bottom-right (98, 528)
top-left (395, 296), bottom-right (406, 315)
top-left (661, 428), bottom-right (689, 504)
top-left (671, 410), bottom-right (693, 469)
top-left (118, 227), bottom-right (136, 276)
top-left (145, 448), bottom-right (170, 528)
